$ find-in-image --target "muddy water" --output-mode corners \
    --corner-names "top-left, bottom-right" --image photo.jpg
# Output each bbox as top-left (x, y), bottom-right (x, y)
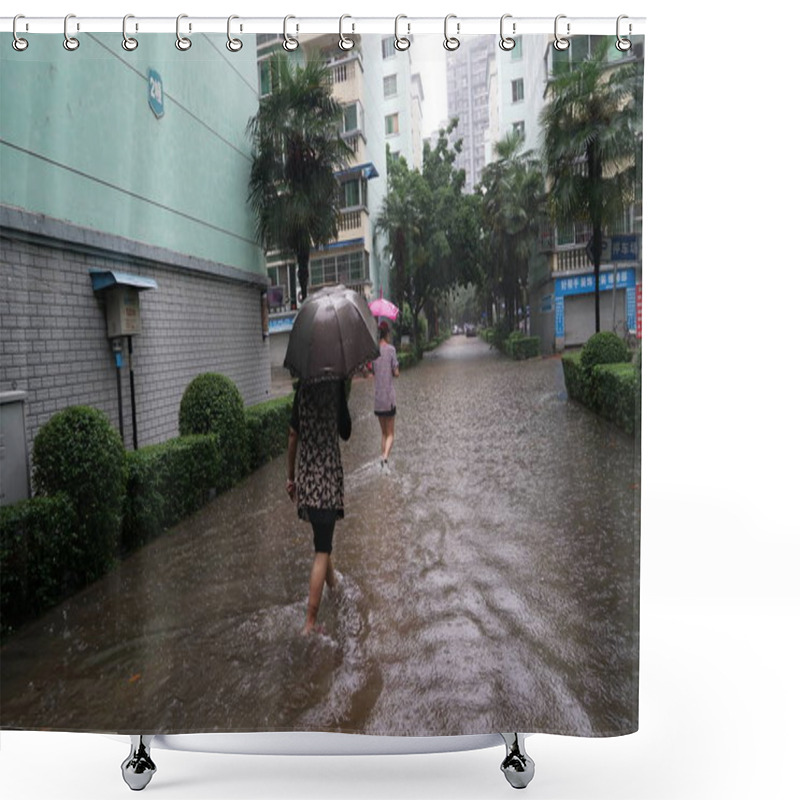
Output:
top-left (1, 336), bottom-right (640, 737)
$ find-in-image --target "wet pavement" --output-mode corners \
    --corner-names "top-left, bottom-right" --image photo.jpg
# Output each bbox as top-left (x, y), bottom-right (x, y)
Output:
top-left (1, 336), bottom-right (640, 737)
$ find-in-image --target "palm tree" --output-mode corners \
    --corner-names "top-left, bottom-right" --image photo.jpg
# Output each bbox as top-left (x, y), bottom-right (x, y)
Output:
top-left (479, 130), bottom-right (544, 333)
top-left (247, 54), bottom-right (352, 307)
top-left (541, 37), bottom-right (643, 332)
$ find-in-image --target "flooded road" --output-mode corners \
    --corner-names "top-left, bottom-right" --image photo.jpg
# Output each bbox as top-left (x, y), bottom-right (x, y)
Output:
top-left (1, 336), bottom-right (640, 737)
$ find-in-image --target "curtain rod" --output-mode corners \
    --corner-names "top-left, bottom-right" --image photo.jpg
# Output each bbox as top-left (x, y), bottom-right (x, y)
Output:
top-left (1, 15), bottom-right (646, 37)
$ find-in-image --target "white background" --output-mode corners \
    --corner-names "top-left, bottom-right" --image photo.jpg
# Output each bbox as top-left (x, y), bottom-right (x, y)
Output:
top-left (2, 1), bottom-right (798, 798)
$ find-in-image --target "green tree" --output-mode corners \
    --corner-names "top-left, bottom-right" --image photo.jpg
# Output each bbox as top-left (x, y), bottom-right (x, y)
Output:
top-left (541, 37), bottom-right (643, 332)
top-left (247, 54), bottom-right (352, 307)
top-left (377, 121), bottom-right (481, 348)
top-left (478, 130), bottom-right (545, 333)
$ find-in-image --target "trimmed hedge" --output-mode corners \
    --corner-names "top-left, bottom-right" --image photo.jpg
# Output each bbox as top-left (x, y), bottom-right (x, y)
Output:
top-left (594, 363), bottom-right (641, 436)
top-left (581, 331), bottom-right (630, 370)
top-left (122, 434), bottom-right (221, 552)
top-left (179, 373), bottom-right (247, 490)
top-left (31, 405), bottom-right (127, 583)
top-left (0, 494), bottom-right (78, 640)
top-left (503, 331), bottom-right (540, 360)
top-left (561, 334), bottom-right (640, 435)
top-left (245, 395), bottom-right (294, 471)
top-left (561, 350), bottom-right (588, 404)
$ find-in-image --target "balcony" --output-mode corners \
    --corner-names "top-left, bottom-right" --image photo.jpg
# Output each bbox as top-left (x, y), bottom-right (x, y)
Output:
top-left (554, 244), bottom-right (593, 274)
top-left (336, 208), bottom-right (369, 241)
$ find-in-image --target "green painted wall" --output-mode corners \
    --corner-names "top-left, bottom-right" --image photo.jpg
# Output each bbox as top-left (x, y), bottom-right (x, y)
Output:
top-left (1, 33), bottom-right (264, 274)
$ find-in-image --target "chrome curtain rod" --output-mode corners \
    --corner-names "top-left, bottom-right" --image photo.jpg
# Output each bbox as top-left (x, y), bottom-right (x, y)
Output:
top-left (1, 15), bottom-right (646, 36)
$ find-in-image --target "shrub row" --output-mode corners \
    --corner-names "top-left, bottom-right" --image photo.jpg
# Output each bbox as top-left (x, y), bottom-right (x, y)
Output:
top-left (122, 434), bottom-right (221, 552)
top-left (1, 383), bottom-right (294, 640)
top-left (245, 395), bottom-right (294, 471)
top-left (562, 333), bottom-right (641, 436)
top-left (502, 331), bottom-right (540, 360)
top-left (0, 494), bottom-right (78, 638)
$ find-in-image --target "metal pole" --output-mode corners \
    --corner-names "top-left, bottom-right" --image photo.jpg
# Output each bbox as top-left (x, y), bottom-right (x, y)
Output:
top-left (112, 339), bottom-right (124, 442)
top-left (127, 336), bottom-right (138, 450)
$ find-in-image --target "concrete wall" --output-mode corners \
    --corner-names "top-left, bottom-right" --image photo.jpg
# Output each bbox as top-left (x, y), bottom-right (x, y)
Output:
top-left (1, 32), bottom-right (272, 503)
top-left (0, 32), bottom-right (263, 275)
top-left (1, 210), bottom-right (270, 481)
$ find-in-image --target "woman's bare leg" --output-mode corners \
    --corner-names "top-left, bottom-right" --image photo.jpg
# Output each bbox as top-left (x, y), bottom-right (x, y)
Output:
top-left (303, 553), bottom-right (331, 635)
top-left (383, 417), bottom-right (395, 461)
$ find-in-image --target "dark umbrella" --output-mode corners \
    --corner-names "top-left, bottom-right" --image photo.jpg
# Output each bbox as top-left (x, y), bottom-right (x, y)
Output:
top-left (284, 284), bottom-right (380, 382)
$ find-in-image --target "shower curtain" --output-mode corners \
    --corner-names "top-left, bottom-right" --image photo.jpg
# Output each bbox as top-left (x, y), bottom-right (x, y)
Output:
top-left (1, 22), bottom-right (642, 741)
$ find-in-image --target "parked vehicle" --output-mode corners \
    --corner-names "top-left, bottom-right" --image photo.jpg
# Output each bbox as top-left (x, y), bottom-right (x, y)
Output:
top-left (464, 324), bottom-right (477, 337)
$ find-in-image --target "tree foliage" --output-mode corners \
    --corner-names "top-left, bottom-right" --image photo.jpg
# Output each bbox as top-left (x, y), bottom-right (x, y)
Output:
top-left (478, 130), bottom-right (545, 330)
top-left (540, 37), bottom-right (644, 332)
top-left (247, 54), bottom-right (353, 306)
top-left (377, 120), bottom-right (481, 346)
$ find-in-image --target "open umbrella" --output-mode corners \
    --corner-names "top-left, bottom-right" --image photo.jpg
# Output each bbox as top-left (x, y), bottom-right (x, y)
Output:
top-left (284, 285), bottom-right (379, 382)
top-left (368, 296), bottom-right (400, 321)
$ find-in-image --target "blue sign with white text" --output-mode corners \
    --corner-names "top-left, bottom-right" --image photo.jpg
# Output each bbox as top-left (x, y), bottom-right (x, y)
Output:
top-left (610, 235), bottom-right (640, 262)
top-left (148, 69), bottom-right (164, 119)
top-left (555, 268), bottom-right (635, 298)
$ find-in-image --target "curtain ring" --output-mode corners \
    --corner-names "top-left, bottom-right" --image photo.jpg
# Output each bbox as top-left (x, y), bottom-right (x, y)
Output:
top-left (394, 14), bottom-right (410, 51)
top-left (553, 14), bottom-right (570, 51)
top-left (227, 15), bottom-right (243, 52)
top-left (616, 15), bottom-right (632, 52)
top-left (122, 14), bottom-right (138, 51)
top-left (63, 13), bottom-right (80, 51)
top-left (12, 15), bottom-right (29, 52)
top-left (499, 14), bottom-right (515, 51)
top-left (339, 14), bottom-right (355, 50)
top-left (283, 15), bottom-right (299, 51)
top-left (444, 14), bottom-right (460, 51)
top-left (176, 14), bottom-right (192, 51)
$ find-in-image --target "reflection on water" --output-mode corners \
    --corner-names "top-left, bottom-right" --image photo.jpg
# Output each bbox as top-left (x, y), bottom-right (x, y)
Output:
top-left (1, 337), bottom-right (640, 737)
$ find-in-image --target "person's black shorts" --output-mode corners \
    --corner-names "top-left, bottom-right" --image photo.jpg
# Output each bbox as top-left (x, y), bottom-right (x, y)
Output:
top-left (375, 406), bottom-right (397, 418)
top-left (306, 508), bottom-right (337, 554)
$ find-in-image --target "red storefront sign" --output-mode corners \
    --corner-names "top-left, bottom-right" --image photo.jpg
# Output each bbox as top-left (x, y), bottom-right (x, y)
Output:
top-left (636, 284), bottom-right (642, 339)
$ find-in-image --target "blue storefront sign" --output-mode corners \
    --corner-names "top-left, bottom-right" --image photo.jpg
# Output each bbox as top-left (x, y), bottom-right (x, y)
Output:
top-left (268, 314), bottom-right (296, 334)
top-left (610, 234), bottom-right (640, 262)
top-left (147, 69), bottom-right (165, 119)
top-left (554, 268), bottom-right (637, 337)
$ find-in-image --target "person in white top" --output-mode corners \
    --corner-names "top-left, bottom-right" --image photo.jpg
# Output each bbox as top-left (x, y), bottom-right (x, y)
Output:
top-left (372, 321), bottom-right (400, 468)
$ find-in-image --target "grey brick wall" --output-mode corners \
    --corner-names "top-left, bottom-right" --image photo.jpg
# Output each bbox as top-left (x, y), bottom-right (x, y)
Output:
top-left (1, 210), bottom-right (271, 485)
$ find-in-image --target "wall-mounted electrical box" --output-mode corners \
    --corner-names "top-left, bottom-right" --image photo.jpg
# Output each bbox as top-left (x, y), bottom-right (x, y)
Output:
top-left (89, 269), bottom-right (158, 338)
top-left (105, 286), bottom-right (142, 338)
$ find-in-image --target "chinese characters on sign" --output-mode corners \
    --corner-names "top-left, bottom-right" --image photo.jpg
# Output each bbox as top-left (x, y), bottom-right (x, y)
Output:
top-left (610, 234), bottom-right (640, 262)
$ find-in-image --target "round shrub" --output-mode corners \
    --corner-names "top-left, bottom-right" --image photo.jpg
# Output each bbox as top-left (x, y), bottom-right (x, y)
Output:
top-left (179, 373), bottom-right (247, 489)
top-left (31, 405), bottom-right (126, 582)
top-left (581, 331), bottom-right (629, 371)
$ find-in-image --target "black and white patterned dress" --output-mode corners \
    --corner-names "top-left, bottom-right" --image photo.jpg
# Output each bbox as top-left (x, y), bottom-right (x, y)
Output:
top-left (290, 381), bottom-right (350, 522)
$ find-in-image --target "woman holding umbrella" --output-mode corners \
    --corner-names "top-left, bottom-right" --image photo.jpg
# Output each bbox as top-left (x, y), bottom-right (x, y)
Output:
top-left (283, 286), bottom-right (379, 635)
top-left (286, 379), bottom-right (350, 635)
top-left (373, 320), bottom-right (400, 469)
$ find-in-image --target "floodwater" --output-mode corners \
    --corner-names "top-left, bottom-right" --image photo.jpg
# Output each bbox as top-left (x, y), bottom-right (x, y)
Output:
top-left (0, 336), bottom-right (640, 738)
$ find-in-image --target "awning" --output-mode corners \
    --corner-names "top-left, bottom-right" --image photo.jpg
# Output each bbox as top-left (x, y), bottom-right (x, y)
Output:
top-left (335, 162), bottom-right (380, 180)
top-left (89, 269), bottom-right (158, 292)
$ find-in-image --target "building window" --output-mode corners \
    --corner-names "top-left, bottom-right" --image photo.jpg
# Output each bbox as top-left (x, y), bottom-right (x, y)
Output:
top-left (385, 113), bottom-right (400, 136)
top-left (310, 251), bottom-right (367, 287)
top-left (258, 57), bottom-right (275, 96)
top-left (511, 78), bottom-right (524, 103)
top-left (383, 74), bottom-right (398, 98)
top-left (382, 37), bottom-right (395, 59)
top-left (511, 37), bottom-right (523, 60)
top-left (342, 103), bottom-right (358, 133)
top-left (338, 177), bottom-right (367, 209)
top-left (512, 120), bottom-right (525, 140)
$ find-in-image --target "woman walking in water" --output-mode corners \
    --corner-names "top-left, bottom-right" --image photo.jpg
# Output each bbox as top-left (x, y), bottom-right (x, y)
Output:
top-left (286, 379), bottom-right (351, 635)
top-left (373, 321), bottom-right (400, 468)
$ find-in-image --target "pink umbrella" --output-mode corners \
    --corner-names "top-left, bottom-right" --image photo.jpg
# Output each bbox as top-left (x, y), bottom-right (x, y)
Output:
top-left (368, 296), bottom-right (400, 321)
